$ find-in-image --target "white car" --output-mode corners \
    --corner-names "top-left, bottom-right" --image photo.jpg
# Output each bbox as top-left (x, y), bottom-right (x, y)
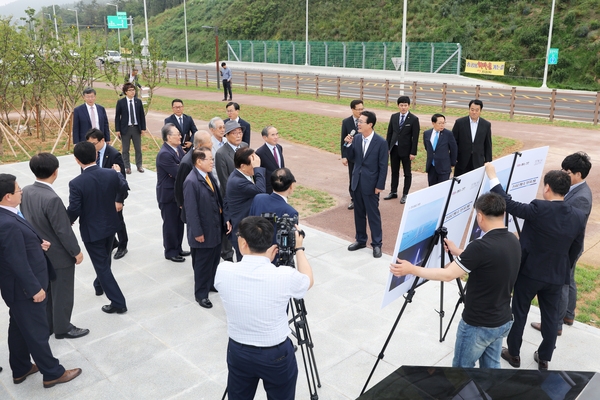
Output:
top-left (99, 50), bottom-right (121, 64)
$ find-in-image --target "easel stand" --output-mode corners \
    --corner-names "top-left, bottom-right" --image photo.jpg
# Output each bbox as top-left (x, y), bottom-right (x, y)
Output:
top-left (360, 177), bottom-right (460, 395)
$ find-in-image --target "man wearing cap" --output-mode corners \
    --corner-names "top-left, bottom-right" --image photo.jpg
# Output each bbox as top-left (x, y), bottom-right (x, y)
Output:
top-left (215, 120), bottom-right (249, 198)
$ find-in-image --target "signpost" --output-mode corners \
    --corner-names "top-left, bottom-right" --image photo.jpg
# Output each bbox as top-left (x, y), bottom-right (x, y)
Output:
top-left (107, 12), bottom-right (128, 29)
top-left (548, 48), bottom-right (559, 65)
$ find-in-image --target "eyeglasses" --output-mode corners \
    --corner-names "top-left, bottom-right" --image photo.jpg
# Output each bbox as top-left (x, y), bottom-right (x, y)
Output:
top-left (12, 188), bottom-right (22, 194)
top-left (202, 157), bottom-right (215, 162)
top-left (354, 108), bottom-right (365, 112)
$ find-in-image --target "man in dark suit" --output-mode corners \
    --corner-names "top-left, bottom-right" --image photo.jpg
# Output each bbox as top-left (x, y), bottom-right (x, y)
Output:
top-left (344, 111), bottom-right (388, 258)
top-left (164, 99), bottom-right (198, 153)
top-left (183, 148), bottom-right (231, 309)
top-left (224, 147), bottom-right (266, 260)
top-left (0, 174), bottom-right (82, 388)
top-left (486, 165), bottom-right (586, 370)
top-left (249, 168), bottom-right (298, 220)
top-left (67, 142), bottom-right (129, 314)
top-left (86, 129), bottom-right (130, 260)
top-left (255, 126), bottom-right (284, 194)
top-left (341, 100), bottom-right (364, 210)
top-left (115, 82), bottom-right (147, 174)
top-left (215, 120), bottom-right (249, 198)
top-left (531, 152), bottom-right (593, 335)
top-left (452, 100), bottom-right (492, 177)
top-left (175, 130), bottom-right (213, 220)
top-left (72, 87), bottom-right (110, 144)
top-left (385, 96), bottom-right (420, 204)
top-left (156, 123), bottom-right (189, 263)
top-left (224, 102), bottom-right (251, 146)
top-left (423, 114), bottom-right (458, 186)
top-left (21, 153), bottom-right (88, 340)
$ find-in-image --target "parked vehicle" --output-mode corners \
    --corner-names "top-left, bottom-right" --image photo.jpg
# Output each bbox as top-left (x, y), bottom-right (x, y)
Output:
top-left (99, 50), bottom-right (121, 64)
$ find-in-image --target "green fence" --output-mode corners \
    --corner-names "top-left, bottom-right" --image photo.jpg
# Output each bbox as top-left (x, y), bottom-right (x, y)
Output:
top-left (226, 40), bottom-right (461, 74)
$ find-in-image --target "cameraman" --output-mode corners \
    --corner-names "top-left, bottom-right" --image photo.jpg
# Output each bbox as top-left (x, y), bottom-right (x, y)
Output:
top-left (215, 216), bottom-right (313, 399)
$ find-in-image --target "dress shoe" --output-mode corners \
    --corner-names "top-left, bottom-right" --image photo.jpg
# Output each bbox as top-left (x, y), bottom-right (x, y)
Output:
top-left (222, 98), bottom-right (227, 101)
top-left (348, 242), bottom-right (367, 251)
top-left (563, 317), bottom-right (574, 326)
top-left (383, 192), bottom-right (398, 200)
top-left (179, 250), bottom-right (191, 257)
top-left (114, 248), bottom-right (128, 260)
top-left (534, 351), bottom-right (549, 370)
top-left (166, 255), bottom-right (186, 263)
top-left (43, 368), bottom-right (82, 388)
top-left (137, 167), bottom-right (145, 173)
top-left (101, 305), bottom-right (127, 314)
top-left (95, 287), bottom-right (104, 296)
top-left (197, 298), bottom-right (213, 309)
top-left (55, 327), bottom-right (90, 340)
top-left (501, 347), bottom-right (520, 368)
top-left (13, 364), bottom-right (39, 384)
top-left (400, 195), bottom-right (408, 204)
top-left (530, 322), bottom-right (562, 336)
top-left (125, 168), bottom-right (131, 174)
top-left (373, 246), bottom-right (382, 258)
top-left (348, 201), bottom-right (354, 210)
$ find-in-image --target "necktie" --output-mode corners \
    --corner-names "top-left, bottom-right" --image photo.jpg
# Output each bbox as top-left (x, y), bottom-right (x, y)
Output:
top-left (129, 100), bottom-right (136, 125)
top-left (400, 114), bottom-right (405, 127)
top-left (205, 174), bottom-right (215, 192)
top-left (354, 119), bottom-right (358, 131)
top-left (179, 116), bottom-right (183, 128)
top-left (91, 106), bottom-right (98, 129)
top-left (363, 138), bottom-right (368, 155)
top-left (17, 210), bottom-right (25, 219)
top-left (432, 131), bottom-right (439, 166)
top-left (96, 151), bottom-right (101, 166)
top-left (273, 147), bottom-right (279, 167)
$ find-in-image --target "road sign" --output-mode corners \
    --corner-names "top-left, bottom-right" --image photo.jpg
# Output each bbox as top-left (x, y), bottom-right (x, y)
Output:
top-left (548, 48), bottom-right (559, 65)
top-left (107, 13), bottom-right (128, 29)
top-left (391, 57), bottom-right (404, 71)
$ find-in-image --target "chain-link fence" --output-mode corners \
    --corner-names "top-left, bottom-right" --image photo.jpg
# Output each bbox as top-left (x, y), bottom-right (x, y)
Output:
top-left (226, 40), bottom-right (461, 74)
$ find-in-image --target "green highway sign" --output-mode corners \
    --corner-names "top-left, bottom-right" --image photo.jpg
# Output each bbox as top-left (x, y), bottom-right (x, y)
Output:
top-left (548, 48), bottom-right (559, 65)
top-left (107, 13), bottom-right (128, 29)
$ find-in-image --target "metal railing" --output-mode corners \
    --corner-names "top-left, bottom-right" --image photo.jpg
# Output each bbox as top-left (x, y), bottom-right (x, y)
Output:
top-left (160, 67), bottom-right (600, 125)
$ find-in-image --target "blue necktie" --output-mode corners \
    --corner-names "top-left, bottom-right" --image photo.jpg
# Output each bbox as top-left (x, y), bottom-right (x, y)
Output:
top-left (432, 131), bottom-right (439, 166)
top-left (400, 114), bottom-right (405, 127)
top-left (17, 210), bottom-right (25, 219)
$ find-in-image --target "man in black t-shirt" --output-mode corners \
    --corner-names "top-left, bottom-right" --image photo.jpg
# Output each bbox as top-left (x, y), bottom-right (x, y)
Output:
top-left (390, 192), bottom-right (521, 368)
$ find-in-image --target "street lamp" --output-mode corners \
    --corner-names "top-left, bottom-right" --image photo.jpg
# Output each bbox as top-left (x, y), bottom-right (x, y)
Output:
top-left (541, 0), bottom-right (557, 89)
top-left (107, 3), bottom-right (121, 51)
top-left (202, 25), bottom-right (220, 89)
top-left (400, 0), bottom-right (407, 95)
top-left (52, 5), bottom-right (59, 40)
top-left (183, 0), bottom-right (189, 62)
top-left (305, 0), bottom-right (308, 66)
top-left (68, 8), bottom-right (80, 47)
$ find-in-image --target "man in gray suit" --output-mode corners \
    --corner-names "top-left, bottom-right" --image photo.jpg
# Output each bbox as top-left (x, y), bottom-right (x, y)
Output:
top-left (215, 120), bottom-right (248, 199)
top-left (21, 153), bottom-right (89, 340)
top-left (531, 152), bottom-right (593, 336)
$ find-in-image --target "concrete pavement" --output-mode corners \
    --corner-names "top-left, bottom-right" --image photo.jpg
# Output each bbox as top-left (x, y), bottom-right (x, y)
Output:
top-left (0, 154), bottom-right (599, 399)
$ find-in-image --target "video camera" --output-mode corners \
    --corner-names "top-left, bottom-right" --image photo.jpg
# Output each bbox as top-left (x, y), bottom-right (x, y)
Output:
top-left (260, 213), bottom-right (304, 267)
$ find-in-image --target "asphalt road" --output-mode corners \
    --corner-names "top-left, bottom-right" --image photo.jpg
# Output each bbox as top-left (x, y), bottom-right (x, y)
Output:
top-left (163, 62), bottom-right (600, 124)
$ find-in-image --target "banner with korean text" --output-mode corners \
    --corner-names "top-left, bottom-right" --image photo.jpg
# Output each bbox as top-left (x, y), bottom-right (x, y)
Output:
top-left (465, 59), bottom-right (505, 76)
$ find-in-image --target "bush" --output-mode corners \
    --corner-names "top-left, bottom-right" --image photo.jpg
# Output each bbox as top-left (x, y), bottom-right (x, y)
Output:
top-left (575, 25), bottom-right (590, 38)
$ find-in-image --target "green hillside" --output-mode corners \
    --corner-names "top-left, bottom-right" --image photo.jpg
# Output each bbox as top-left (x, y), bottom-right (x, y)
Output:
top-left (103, 0), bottom-right (600, 89)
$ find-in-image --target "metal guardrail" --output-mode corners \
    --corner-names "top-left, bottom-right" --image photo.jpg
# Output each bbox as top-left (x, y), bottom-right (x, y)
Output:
top-left (160, 67), bottom-right (600, 125)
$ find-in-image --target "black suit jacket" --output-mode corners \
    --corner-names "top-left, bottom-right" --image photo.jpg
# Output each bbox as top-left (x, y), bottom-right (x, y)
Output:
top-left (386, 112), bottom-right (420, 157)
top-left (183, 168), bottom-right (224, 248)
top-left (115, 96), bottom-right (146, 133)
top-left (224, 168), bottom-right (266, 237)
top-left (156, 143), bottom-right (184, 204)
top-left (224, 117), bottom-right (251, 146)
top-left (346, 132), bottom-right (388, 194)
top-left (215, 141), bottom-right (249, 198)
top-left (423, 128), bottom-right (458, 175)
top-left (67, 165), bottom-right (129, 243)
top-left (341, 116), bottom-right (358, 158)
top-left (72, 103), bottom-right (110, 144)
top-left (0, 208), bottom-right (51, 305)
top-left (491, 184), bottom-right (586, 285)
top-left (452, 116), bottom-right (492, 171)
top-left (164, 114), bottom-right (198, 147)
top-left (175, 149), bottom-right (194, 209)
top-left (255, 143), bottom-right (284, 194)
top-left (99, 144), bottom-right (128, 202)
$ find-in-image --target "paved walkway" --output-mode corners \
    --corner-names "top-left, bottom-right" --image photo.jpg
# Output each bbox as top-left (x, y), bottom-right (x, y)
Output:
top-left (0, 156), bottom-right (599, 400)
top-left (146, 84), bottom-right (600, 266)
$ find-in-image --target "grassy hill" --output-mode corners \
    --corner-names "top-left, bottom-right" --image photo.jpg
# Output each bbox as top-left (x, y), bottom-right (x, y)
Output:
top-left (121, 0), bottom-right (600, 90)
